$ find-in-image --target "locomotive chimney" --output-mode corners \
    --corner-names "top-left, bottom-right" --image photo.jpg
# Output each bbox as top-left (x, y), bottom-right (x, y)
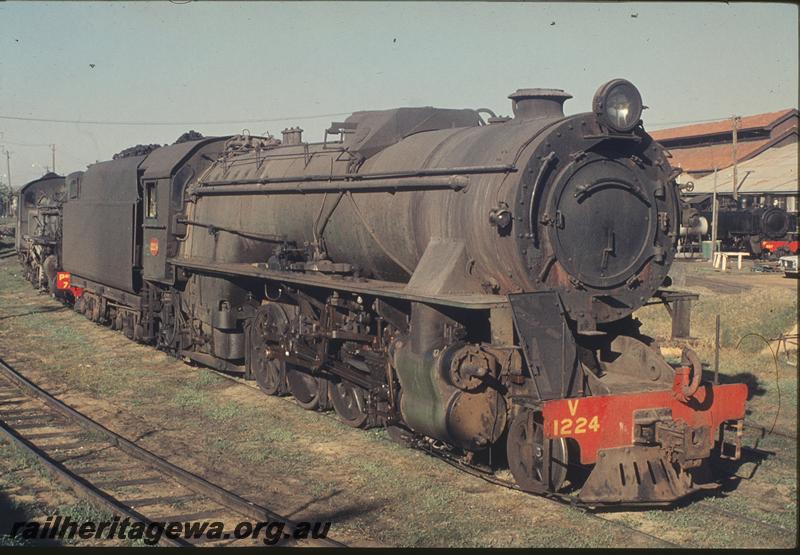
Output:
top-left (508, 88), bottom-right (572, 120)
top-left (281, 127), bottom-right (304, 145)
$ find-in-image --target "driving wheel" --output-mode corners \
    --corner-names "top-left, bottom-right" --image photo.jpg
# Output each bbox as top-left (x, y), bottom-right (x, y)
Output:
top-left (286, 366), bottom-right (327, 410)
top-left (329, 379), bottom-right (370, 428)
top-left (254, 357), bottom-right (287, 396)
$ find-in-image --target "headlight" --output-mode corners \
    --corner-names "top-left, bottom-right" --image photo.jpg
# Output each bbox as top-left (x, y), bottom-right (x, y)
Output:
top-left (592, 79), bottom-right (643, 132)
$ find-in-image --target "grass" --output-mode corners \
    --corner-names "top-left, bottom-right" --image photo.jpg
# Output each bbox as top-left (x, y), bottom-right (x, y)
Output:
top-left (645, 502), bottom-right (794, 548)
top-left (205, 400), bottom-right (250, 423)
top-left (195, 369), bottom-right (225, 386)
top-left (58, 500), bottom-right (113, 524)
top-left (710, 490), bottom-right (797, 531)
top-left (308, 481), bottom-right (339, 499)
top-left (171, 386), bottom-right (208, 409)
top-left (636, 283), bottom-right (798, 433)
top-left (166, 382), bottom-right (314, 471)
top-left (0, 440), bottom-right (51, 481)
top-left (636, 288), bottom-right (797, 352)
top-left (637, 286), bottom-right (796, 352)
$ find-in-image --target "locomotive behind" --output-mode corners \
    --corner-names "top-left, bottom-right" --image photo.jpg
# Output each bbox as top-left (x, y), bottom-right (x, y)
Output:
top-left (24, 79), bottom-right (748, 506)
top-left (682, 194), bottom-right (799, 256)
top-left (16, 172), bottom-right (65, 292)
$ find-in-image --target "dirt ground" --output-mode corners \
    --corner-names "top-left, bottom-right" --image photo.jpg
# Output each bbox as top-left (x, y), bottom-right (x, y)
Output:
top-left (0, 241), bottom-right (797, 548)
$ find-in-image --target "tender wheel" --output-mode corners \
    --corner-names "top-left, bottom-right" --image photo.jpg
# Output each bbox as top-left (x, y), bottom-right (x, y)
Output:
top-left (81, 296), bottom-right (92, 316)
top-left (91, 297), bottom-right (103, 322)
top-left (286, 366), bottom-right (326, 410)
top-left (507, 409), bottom-right (569, 492)
top-left (329, 379), bottom-right (370, 428)
top-left (254, 357), bottom-right (287, 396)
top-left (122, 313), bottom-right (135, 339)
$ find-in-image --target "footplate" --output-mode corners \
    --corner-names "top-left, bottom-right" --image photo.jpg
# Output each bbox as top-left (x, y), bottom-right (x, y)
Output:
top-left (578, 446), bottom-right (701, 505)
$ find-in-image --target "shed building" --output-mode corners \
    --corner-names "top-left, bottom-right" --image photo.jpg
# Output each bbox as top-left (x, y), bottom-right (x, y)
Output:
top-left (684, 142), bottom-right (798, 213)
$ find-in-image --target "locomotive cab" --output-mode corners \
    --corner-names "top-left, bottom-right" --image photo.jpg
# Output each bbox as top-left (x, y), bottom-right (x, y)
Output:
top-left (139, 137), bottom-right (233, 284)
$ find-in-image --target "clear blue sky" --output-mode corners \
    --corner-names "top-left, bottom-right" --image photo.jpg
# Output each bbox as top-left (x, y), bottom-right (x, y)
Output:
top-left (1, 1), bottom-right (797, 187)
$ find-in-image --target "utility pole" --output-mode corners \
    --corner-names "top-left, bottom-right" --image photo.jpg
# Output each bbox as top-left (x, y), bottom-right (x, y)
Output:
top-left (731, 116), bottom-right (741, 202)
top-left (51, 144), bottom-right (56, 174)
top-left (4, 149), bottom-right (10, 190)
top-left (711, 168), bottom-right (719, 260)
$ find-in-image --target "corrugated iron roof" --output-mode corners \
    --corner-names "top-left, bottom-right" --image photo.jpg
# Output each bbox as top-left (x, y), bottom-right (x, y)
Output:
top-left (651, 109), bottom-right (797, 142)
top-left (686, 143), bottom-right (798, 194)
top-left (665, 138), bottom-right (772, 173)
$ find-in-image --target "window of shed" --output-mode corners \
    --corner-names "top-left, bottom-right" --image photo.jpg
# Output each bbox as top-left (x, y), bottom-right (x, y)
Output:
top-left (145, 182), bottom-right (157, 219)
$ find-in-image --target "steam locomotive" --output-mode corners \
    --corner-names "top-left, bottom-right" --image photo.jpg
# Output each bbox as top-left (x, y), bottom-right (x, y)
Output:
top-left (17, 79), bottom-right (747, 506)
top-left (682, 194), bottom-right (798, 256)
top-left (15, 172), bottom-right (65, 291)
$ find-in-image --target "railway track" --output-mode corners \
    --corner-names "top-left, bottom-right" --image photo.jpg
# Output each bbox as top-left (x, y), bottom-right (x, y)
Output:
top-left (0, 356), bottom-right (345, 548)
top-left (695, 500), bottom-right (793, 535)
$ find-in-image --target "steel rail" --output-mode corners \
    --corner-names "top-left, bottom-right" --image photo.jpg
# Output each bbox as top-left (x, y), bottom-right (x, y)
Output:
top-left (0, 356), bottom-right (345, 548)
top-left (695, 500), bottom-right (793, 535)
top-left (0, 418), bottom-right (190, 547)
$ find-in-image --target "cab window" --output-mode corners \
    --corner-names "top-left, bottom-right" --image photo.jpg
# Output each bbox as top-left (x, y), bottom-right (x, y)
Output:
top-left (145, 182), bottom-right (157, 219)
